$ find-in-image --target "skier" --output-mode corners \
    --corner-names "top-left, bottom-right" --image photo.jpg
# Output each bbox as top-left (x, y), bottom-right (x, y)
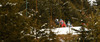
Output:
top-left (59, 19), bottom-right (67, 27)
top-left (67, 21), bottom-right (73, 27)
top-left (55, 18), bottom-right (59, 25)
top-left (55, 18), bottom-right (60, 27)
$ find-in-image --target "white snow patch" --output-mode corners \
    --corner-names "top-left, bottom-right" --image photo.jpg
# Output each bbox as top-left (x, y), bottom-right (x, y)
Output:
top-left (51, 26), bottom-right (88, 35)
top-left (60, 39), bottom-right (65, 42)
top-left (41, 23), bottom-right (47, 27)
top-left (39, 26), bottom-right (88, 35)
top-left (18, 11), bottom-right (23, 16)
top-left (6, 2), bottom-right (17, 6)
top-left (0, 4), bottom-right (2, 7)
top-left (88, 0), bottom-right (97, 6)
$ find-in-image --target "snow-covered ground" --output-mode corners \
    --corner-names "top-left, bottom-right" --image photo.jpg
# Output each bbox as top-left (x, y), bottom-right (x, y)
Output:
top-left (21, 26), bottom-right (88, 38)
top-left (51, 26), bottom-right (88, 35)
